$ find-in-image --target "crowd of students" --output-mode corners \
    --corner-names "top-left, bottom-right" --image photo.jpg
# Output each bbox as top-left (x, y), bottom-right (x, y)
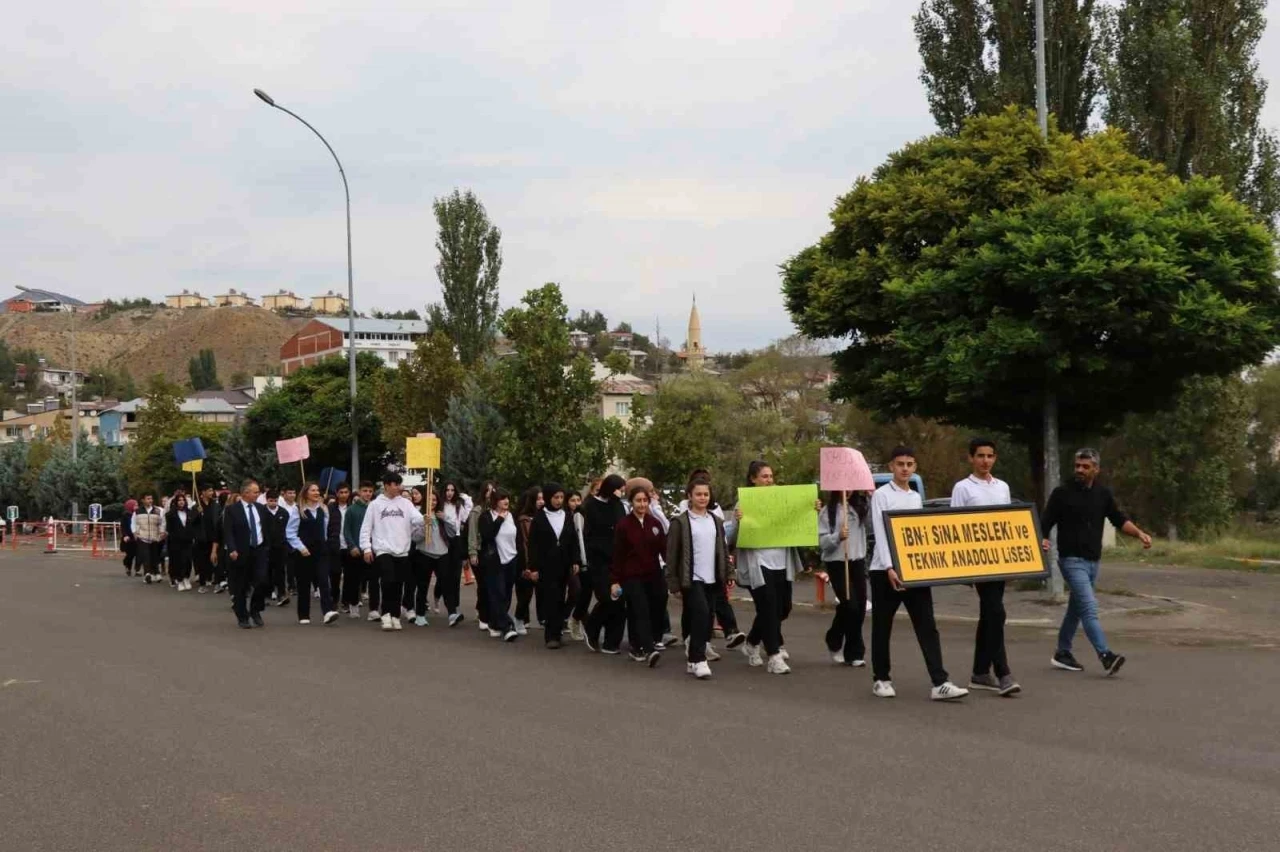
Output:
top-left (117, 438), bottom-right (1150, 700)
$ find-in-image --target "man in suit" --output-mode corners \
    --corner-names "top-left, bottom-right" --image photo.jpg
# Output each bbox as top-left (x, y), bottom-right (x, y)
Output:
top-left (223, 479), bottom-right (272, 629)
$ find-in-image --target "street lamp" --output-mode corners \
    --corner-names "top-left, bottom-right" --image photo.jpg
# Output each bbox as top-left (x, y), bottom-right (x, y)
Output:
top-left (253, 88), bottom-right (360, 484)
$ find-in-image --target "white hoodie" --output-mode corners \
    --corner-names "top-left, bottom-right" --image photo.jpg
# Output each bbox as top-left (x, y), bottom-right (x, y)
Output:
top-left (359, 493), bottom-right (424, 558)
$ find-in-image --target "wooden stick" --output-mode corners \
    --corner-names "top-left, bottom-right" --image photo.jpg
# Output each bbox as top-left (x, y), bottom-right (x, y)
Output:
top-left (842, 492), bottom-right (850, 610)
top-left (299, 460), bottom-right (306, 489)
top-left (425, 470), bottom-right (434, 543)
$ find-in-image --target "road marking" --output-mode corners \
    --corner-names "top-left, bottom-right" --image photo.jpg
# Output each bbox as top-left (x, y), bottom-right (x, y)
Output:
top-left (1, 679), bottom-right (41, 688)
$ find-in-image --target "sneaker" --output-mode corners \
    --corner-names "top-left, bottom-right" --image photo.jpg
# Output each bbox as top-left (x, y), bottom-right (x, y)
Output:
top-left (969, 673), bottom-right (1000, 692)
top-left (381, 614), bottom-right (393, 631)
top-left (998, 674), bottom-right (1022, 696)
top-left (514, 620), bottom-right (529, 637)
top-left (503, 630), bottom-right (518, 642)
top-left (214, 582), bottom-right (227, 594)
top-left (654, 641), bottom-right (667, 651)
top-left (400, 606), bottom-right (410, 620)
top-left (270, 591), bottom-right (278, 601)
top-left (724, 631), bottom-right (747, 650)
top-left (347, 606), bottom-right (360, 619)
top-left (766, 654), bottom-right (791, 674)
top-left (690, 661), bottom-right (712, 680)
top-left (489, 629), bottom-right (503, 639)
top-left (478, 621), bottom-right (489, 632)
top-left (872, 680), bottom-right (896, 698)
top-left (931, 682), bottom-right (969, 701)
top-left (197, 585), bottom-right (207, 595)
top-left (705, 645), bottom-right (722, 662)
top-left (368, 610), bottom-right (382, 622)
top-left (600, 647), bottom-right (621, 656)
top-left (628, 652), bottom-right (647, 663)
top-left (1052, 650), bottom-right (1084, 672)
top-left (646, 651), bottom-right (661, 668)
top-left (661, 633), bottom-right (678, 647)
top-left (851, 658), bottom-right (866, 668)
top-left (433, 599), bottom-right (443, 615)
top-left (779, 647), bottom-right (790, 661)
top-left (392, 618), bottom-right (403, 631)
top-left (299, 618), bottom-right (311, 625)
top-left (1100, 651), bottom-right (1126, 677)
top-left (414, 616), bottom-right (428, 627)
top-left (250, 613), bottom-right (264, 628)
top-left (584, 634), bottom-right (600, 653)
top-left (742, 642), bottom-right (763, 667)
top-left (546, 640), bottom-right (563, 650)
top-left (831, 650), bottom-right (846, 666)
top-left (568, 618), bottom-right (584, 641)
top-left (143, 574), bottom-right (153, 585)
top-left (275, 596), bottom-right (291, 608)
top-left (323, 611), bottom-right (340, 625)
top-left (448, 613), bottom-right (463, 628)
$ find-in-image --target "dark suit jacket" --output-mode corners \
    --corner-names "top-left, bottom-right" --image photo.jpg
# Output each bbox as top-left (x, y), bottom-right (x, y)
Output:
top-left (223, 500), bottom-right (271, 556)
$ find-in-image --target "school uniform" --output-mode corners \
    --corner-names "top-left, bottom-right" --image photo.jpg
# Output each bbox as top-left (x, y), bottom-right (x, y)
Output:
top-left (530, 507), bottom-right (581, 645)
top-left (413, 512), bottom-right (457, 618)
top-left (121, 510), bottom-right (137, 574)
top-left (165, 506), bottom-right (199, 584)
top-left (194, 498), bottom-right (220, 587)
top-left (222, 500), bottom-right (273, 626)
top-left (951, 475), bottom-right (1014, 681)
top-left (326, 500), bottom-right (350, 605)
top-left (666, 509), bottom-right (729, 664)
top-left (478, 510), bottom-right (519, 634)
top-left (514, 514), bottom-right (542, 628)
top-left (819, 503), bottom-right (868, 663)
top-left (288, 503), bottom-right (336, 621)
top-left (263, 505), bottom-right (291, 601)
top-left (611, 512), bottom-right (668, 656)
top-left (581, 495), bottom-right (627, 651)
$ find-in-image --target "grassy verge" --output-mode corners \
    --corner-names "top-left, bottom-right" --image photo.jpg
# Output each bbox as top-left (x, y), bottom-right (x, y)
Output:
top-left (1112, 529), bottom-right (1280, 572)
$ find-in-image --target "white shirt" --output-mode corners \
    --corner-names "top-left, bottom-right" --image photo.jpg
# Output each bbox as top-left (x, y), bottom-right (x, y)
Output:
top-left (544, 507), bottom-right (566, 537)
top-left (492, 511), bottom-right (517, 563)
top-left (688, 510), bottom-right (717, 584)
top-left (337, 503), bottom-right (349, 548)
top-left (756, 547), bottom-right (788, 571)
top-left (950, 474), bottom-right (1012, 508)
top-left (176, 510), bottom-right (187, 526)
top-left (870, 480), bottom-right (923, 572)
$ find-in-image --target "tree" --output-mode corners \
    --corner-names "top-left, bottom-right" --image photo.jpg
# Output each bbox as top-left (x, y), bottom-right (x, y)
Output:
top-left (491, 284), bottom-right (617, 490)
top-left (570, 310), bottom-right (609, 335)
top-left (188, 349), bottom-right (222, 391)
top-left (227, 370), bottom-right (251, 389)
top-left (1246, 364), bottom-right (1280, 519)
top-left (0, 443), bottom-right (30, 517)
top-left (426, 189), bottom-right (502, 366)
top-left (244, 353), bottom-right (388, 477)
top-left (782, 109), bottom-right (1280, 501)
top-left (372, 331), bottom-right (465, 456)
top-left (914, 1), bottom-right (1102, 137)
top-left (211, 422), bottom-right (281, 489)
top-left (1100, 0), bottom-right (1280, 229)
top-left (372, 309), bottom-right (423, 320)
top-left (440, 372), bottom-right (506, 495)
top-left (122, 375), bottom-right (228, 494)
top-left (602, 349), bottom-right (632, 376)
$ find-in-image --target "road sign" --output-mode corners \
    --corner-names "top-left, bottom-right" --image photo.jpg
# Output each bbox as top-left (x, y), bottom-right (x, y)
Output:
top-left (6, 505), bottom-right (17, 522)
top-left (88, 503), bottom-right (103, 522)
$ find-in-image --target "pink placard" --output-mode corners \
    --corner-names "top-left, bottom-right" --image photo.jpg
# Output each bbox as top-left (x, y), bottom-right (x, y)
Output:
top-left (820, 447), bottom-right (875, 492)
top-left (276, 435), bottom-right (311, 464)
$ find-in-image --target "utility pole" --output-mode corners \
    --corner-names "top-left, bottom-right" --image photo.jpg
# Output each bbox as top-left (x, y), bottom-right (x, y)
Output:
top-left (1035, 0), bottom-right (1063, 599)
top-left (70, 306), bottom-right (80, 522)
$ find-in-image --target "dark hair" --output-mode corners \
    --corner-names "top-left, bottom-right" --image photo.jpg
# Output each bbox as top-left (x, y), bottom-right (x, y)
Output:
top-left (542, 482), bottom-right (566, 506)
top-left (442, 480), bottom-right (464, 511)
top-left (686, 474), bottom-right (717, 507)
top-left (336, 482), bottom-right (351, 492)
top-left (410, 485), bottom-right (426, 504)
top-left (627, 484), bottom-right (651, 503)
top-left (688, 468), bottom-right (710, 484)
top-left (745, 460), bottom-right (772, 486)
top-left (171, 493), bottom-right (189, 510)
top-left (358, 480), bottom-right (375, 490)
top-left (599, 474), bottom-right (626, 499)
top-left (888, 446), bottom-right (915, 463)
top-left (490, 487), bottom-right (512, 506)
top-left (265, 489), bottom-right (279, 500)
top-left (281, 484), bottom-right (297, 494)
top-left (968, 437), bottom-right (997, 456)
top-left (825, 490), bottom-right (869, 528)
top-left (517, 485), bottom-right (542, 518)
top-left (382, 472), bottom-right (403, 486)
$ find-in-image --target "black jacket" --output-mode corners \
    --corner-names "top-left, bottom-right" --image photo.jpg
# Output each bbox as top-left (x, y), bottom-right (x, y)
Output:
top-left (165, 507), bottom-right (200, 548)
top-left (223, 500), bottom-right (272, 555)
top-left (197, 498), bottom-right (222, 545)
top-left (580, 496), bottom-right (625, 569)
top-left (477, 511), bottom-right (517, 568)
top-left (1041, 480), bottom-right (1130, 562)
top-left (529, 510), bottom-right (581, 579)
top-left (263, 506), bottom-right (290, 549)
top-left (326, 500), bottom-right (349, 552)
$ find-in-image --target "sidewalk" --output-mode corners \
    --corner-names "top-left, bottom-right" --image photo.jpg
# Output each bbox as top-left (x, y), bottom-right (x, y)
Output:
top-left (736, 562), bottom-right (1280, 650)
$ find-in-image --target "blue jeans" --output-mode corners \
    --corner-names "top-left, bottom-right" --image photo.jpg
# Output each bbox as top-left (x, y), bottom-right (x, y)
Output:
top-left (1057, 557), bottom-right (1109, 656)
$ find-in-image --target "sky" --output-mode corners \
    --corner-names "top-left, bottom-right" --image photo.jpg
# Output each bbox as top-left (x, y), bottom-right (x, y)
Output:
top-left (4, 1), bottom-right (1280, 353)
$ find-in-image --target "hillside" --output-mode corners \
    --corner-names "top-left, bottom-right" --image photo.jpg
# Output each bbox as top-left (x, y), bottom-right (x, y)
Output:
top-left (0, 306), bottom-right (307, 386)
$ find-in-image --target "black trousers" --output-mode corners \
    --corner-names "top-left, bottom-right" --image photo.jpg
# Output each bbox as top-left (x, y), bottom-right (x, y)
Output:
top-left (296, 551), bottom-right (334, 620)
top-left (825, 559), bottom-right (867, 661)
top-left (621, 576), bottom-right (666, 655)
top-left (869, 571), bottom-right (948, 686)
top-left (584, 564), bottom-right (625, 651)
top-left (747, 570), bottom-right (792, 656)
top-left (168, 541), bottom-right (193, 582)
top-left (328, 547), bottom-right (345, 606)
top-left (434, 548), bottom-right (462, 616)
top-left (193, 541), bottom-right (213, 586)
top-left (341, 551), bottom-right (363, 608)
top-left (122, 538), bottom-right (136, 571)
top-left (376, 554), bottom-right (408, 620)
top-left (229, 545), bottom-right (270, 622)
top-left (571, 568), bottom-right (595, 622)
top-left (973, 580), bottom-right (1011, 678)
top-left (413, 552), bottom-right (444, 617)
top-left (684, 582), bottom-right (717, 664)
top-left (680, 580), bottom-right (740, 641)
top-left (515, 574), bottom-right (542, 625)
top-left (215, 546), bottom-right (229, 585)
top-left (539, 569), bottom-right (568, 643)
top-left (268, 546), bottom-right (288, 598)
top-left (483, 558), bottom-right (517, 633)
top-left (473, 557), bottom-right (490, 624)
top-left (135, 540), bottom-right (159, 576)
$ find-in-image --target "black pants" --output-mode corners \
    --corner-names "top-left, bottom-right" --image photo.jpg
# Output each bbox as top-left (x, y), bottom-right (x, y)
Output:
top-left (473, 558), bottom-right (490, 624)
top-left (329, 548), bottom-right (345, 606)
top-left (684, 582), bottom-right (717, 664)
top-left (193, 542), bottom-right (213, 586)
top-left (973, 580), bottom-right (1010, 678)
top-left (376, 554), bottom-right (408, 620)
top-left (168, 541), bottom-right (193, 583)
top-left (483, 558), bottom-right (517, 633)
top-left (515, 574), bottom-right (541, 625)
top-left (135, 540), bottom-right (159, 576)
top-left (229, 545), bottom-right (270, 622)
top-left (747, 570), bottom-right (792, 656)
top-left (413, 552), bottom-right (444, 617)
top-left (584, 564), bottom-right (625, 651)
top-left (539, 569), bottom-right (568, 643)
top-left (341, 551), bottom-right (363, 608)
top-left (622, 576), bottom-right (666, 655)
top-left (268, 546), bottom-right (288, 598)
top-left (434, 549), bottom-right (462, 616)
top-left (296, 551), bottom-right (334, 620)
top-left (869, 571), bottom-right (948, 686)
top-left (122, 538), bottom-right (136, 571)
top-left (215, 546), bottom-right (229, 586)
top-left (681, 580), bottom-right (740, 641)
top-left (825, 559), bottom-right (867, 661)
top-left (285, 550), bottom-right (297, 594)
top-left (571, 568), bottom-right (595, 622)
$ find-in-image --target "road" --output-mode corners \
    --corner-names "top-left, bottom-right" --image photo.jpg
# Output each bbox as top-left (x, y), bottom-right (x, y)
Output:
top-left (2, 554), bottom-right (1278, 851)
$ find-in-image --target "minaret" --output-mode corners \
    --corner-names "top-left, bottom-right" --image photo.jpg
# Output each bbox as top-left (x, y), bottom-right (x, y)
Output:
top-left (686, 295), bottom-right (705, 372)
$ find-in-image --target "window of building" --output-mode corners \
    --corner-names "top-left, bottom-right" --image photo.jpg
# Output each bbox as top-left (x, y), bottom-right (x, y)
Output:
top-left (388, 350), bottom-right (400, 363)
top-left (615, 401), bottom-right (631, 417)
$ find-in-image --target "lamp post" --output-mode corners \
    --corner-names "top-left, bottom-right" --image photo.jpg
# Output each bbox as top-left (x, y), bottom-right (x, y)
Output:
top-left (253, 88), bottom-right (360, 484)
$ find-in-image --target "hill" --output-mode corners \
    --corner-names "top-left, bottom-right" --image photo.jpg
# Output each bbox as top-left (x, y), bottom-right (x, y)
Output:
top-left (0, 305), bottom-right (307, 386)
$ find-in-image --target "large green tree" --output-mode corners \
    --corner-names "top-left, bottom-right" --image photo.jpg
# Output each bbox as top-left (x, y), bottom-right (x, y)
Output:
top-left (439, 372), bottom-right (505, 496)
top-left (188, 349), bottom-right (222, 391)
top-left (1100, 0), bottom-right (1280, 228)
top-left (121, 375), bottom-right (228, 494)
top-left (914, 1), bottom-right (1102, 137)
top-left (372, 331), bottom-right (465, 457)
top-left (782, 109), bottom-right (1280, 499)
top-left (426, 189), bottom-right (503, 366)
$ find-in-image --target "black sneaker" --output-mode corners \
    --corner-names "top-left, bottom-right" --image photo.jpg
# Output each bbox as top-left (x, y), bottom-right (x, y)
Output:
top-left (968, 673), bottom-right (1000, 691)
top-left (724, 631), bottom-right (747, 650)
top-left (275, 596), bottom-right (291, 608)
top-left (628, 652), bottom-right (647, 662)
top-left (250, 613), bottom-right (265, 628)
top-left (1051, 650), bottom-right (1084, 672)
top-left (237, 619), bottom-right (252, 629)
top-left (1100, 651), bottom-right (1126, 677)
top-left (584, 634), bottom-right (600, 653)
top-left (646, 651), bottom-right (661, 668)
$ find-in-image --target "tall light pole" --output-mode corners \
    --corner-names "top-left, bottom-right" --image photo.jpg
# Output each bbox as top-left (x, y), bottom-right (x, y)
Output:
top-left (253, 88), bottom-right (360, 484)
top-left (70, 305), bottom-right (80, 522)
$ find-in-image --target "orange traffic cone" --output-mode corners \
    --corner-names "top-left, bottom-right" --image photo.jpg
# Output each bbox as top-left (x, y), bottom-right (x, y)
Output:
top-left (463, 565), bottom-right (475, 586)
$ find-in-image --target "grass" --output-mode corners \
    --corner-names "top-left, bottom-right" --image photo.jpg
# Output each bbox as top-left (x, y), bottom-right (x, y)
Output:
top-left (1112, 521), bottom-right (1280, 572)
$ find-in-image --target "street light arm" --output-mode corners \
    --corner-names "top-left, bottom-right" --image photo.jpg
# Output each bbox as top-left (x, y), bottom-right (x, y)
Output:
top-left (263, 102), bottom-right (351, 200)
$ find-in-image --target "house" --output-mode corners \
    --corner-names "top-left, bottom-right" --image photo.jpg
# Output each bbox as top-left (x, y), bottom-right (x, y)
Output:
top-left (15, 358), bottom-right (87, 398)
top-left (213, 289), bottom-right (255, 307)
top-left (569, 330), bottom-right (591, 351)
top-left (99, 397), bottom-right (241, 447)
top-left (591, 362), bottom-right (654, 425)
top-left (189, 388), bottom-right (257, 413)
top-left (232, 375), bottom-right (286, 400)
top-left (0, 400), bottom-right (113, 445)
top-left (279, 317), bottom-right (427, 375)
top-left (310, 291), bottom-right (349, 315)
top-left (0, 286), bottom-right (87, 314)
top-left (261, 290), bottom-right (308, 312)
top-left (607, 330), bottom-right (634, 350)
top-left (165, 290), bottom-right (211, 309)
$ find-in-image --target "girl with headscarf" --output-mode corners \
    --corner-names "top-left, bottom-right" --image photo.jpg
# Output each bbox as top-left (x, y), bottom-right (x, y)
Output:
top-left (528, 482), bottom-right (581, 649)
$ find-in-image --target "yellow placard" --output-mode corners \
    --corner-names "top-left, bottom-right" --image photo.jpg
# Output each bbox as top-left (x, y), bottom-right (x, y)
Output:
top-left (885, 505), bottom-right (1048, 587)
top-left (181, 459), bottom-right (204, 473)
top-left (405, 436), bottom-right (441, 470)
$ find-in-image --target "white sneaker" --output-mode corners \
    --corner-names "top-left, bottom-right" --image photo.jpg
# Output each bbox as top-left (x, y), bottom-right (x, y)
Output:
top-left (313, 588), bottom-right (321, 599)
top-left (689, 661), bottom-right (712, 679)
top-left (779, 647), bottom-right (790, 661)
top-left (568, 618), bottom-right (584, 641)
top-left (489, 629), bottom-right (502, 638)
top-left (392, 617), bottom-right (403, 631)
top-left (661, 632), bottom-right (678, 647)
top-left (851, 658), bottom-right (866, 668)
top-left (706, 645), bottom-right (722, 662)
top-left (930, 682), bottom-right (969, 701)
top-left (400, 606), bottom-right (410, 620)
top-left (448, 613), bottom-right (463, 627)
top-left (323, 610), bottom-right (340, 625)
top-left (503, 630), bottom-right (518, 642)
top-left (742, 642), bottom-right (763, 667)
top-left (514, 620), bottom-right (529, 636)
top-left (766, 654), bottom-right (791, 674)
top-left (831, 650), bottom-right (846, 665)
top-left (381, 614), bottom-right (393, 631)
top-left (368, 610), bottom-right (382, 622)
top-left (298, 618), bottom-right (311, 625)
top-left (478, 620), bottom-right (489, 632)
top-left (873, 680), bottom-right (897, 698)
top-left (414, 615), bottom-right (428, 627)
top-left (347, 606), bottom-right (360, 619)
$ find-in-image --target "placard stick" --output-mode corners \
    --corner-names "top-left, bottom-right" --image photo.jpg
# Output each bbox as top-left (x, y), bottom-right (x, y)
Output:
top-left (842, 491), bottom-right (850, 609)
top-left (425, 471), bottom-right (434, 543)
top-left (191, 470), bottom-right (197, 498)
top-left (299, 460), bottom-right (306, 490)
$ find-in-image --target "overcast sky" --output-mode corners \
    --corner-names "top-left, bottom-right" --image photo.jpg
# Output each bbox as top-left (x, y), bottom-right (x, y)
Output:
top-left (5, 2), bottom-right (1280, 352)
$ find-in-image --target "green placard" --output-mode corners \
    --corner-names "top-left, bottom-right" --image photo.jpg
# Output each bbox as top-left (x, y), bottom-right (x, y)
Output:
top-left (736, 484), bottom-right (819, 549)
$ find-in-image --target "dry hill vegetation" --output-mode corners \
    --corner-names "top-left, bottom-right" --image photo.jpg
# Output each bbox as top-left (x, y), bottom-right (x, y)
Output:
top-left (0, 305), bottom-right (306, 386)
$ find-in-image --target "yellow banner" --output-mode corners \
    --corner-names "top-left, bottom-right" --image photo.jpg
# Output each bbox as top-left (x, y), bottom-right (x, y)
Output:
top-left (885, 505), bottom-right (1048, 586)
top-left (181, 459), bottom-right (204, 473)
top-left (405, 436), bottom-right (441, 470)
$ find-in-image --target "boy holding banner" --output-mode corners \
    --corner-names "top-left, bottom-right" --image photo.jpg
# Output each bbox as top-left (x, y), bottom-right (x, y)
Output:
top-left (868, 447), bottom-right (967, 701)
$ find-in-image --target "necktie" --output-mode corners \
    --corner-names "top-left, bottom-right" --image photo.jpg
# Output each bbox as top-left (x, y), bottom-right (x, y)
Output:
top-left (248, 505), bottom-right (258, 547)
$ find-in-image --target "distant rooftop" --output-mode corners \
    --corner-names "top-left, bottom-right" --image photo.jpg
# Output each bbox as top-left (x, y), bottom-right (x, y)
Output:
top-left (315, 317), bottom-right (428, 335)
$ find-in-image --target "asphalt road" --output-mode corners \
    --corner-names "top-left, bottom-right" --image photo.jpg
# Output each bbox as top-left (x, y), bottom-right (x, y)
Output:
top-left (2, 554), bottom-right (1279, 852)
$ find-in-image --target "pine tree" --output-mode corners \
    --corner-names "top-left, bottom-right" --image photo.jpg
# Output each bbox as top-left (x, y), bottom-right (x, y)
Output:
top-left (439, 374), bottom-right (505, 496)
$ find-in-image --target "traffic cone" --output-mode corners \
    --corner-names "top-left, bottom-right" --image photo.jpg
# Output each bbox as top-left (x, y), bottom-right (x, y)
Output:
top-left (463, 565), bottom-right (475, 586)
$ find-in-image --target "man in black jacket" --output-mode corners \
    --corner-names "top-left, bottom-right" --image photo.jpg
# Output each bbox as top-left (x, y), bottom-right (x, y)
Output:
top-left (263, 491), bottom-right (292, 608)
top-left (223, 479), bottom-right (272, 628)
top-left (194, 484), bottom-right (221, 592)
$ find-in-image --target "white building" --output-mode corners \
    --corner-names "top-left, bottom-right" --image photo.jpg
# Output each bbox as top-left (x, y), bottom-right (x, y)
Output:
top-left (280, 317), bottom-right (428, 374)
